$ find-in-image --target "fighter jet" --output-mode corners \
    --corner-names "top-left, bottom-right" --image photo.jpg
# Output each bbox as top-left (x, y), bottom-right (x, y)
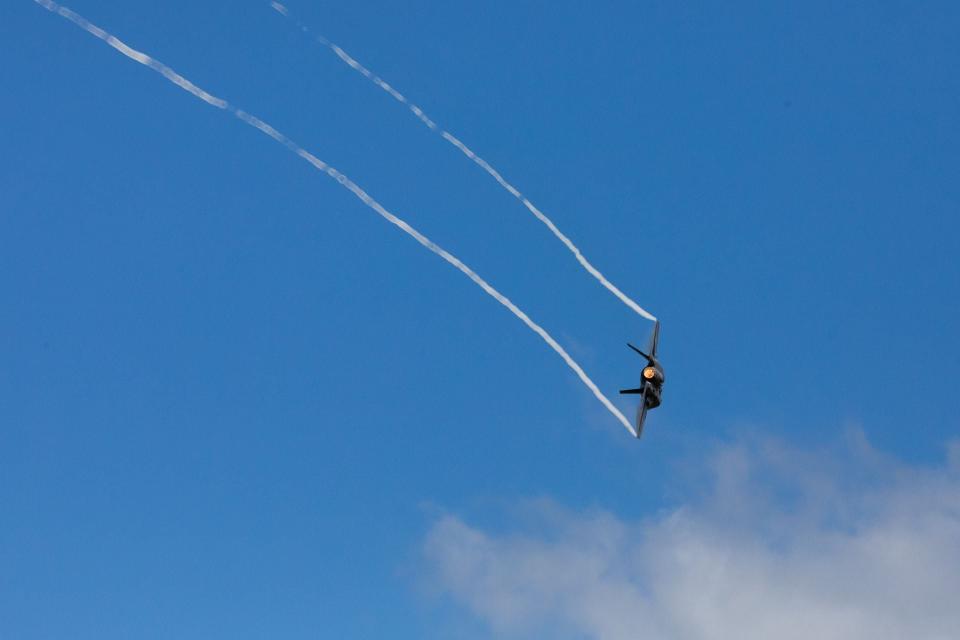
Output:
top-left (619, 320), bottom-right (664, 437)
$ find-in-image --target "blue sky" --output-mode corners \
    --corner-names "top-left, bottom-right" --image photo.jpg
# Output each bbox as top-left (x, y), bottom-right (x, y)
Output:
top-left (2, 1), bottom-right (959, 638)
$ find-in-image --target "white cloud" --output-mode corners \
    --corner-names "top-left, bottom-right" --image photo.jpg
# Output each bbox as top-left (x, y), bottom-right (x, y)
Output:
top-left (423, 433), bottom-right (960, 639)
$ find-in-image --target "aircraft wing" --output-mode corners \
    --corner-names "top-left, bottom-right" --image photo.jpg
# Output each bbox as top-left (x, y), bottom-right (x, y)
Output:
top-left (647, 320), bottom-right (661, 358)
top-left (635, 386), bottom-right (649, 438)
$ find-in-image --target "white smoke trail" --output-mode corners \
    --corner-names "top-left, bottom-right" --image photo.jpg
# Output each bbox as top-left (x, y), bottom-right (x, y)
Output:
top-left (32, 0), bottom-right (637, 436)
top-left (269, 2), bottom-right (657, 323)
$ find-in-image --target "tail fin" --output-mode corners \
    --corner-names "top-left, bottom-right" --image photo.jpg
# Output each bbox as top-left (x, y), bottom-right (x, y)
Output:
top-left (627, 343), bottom-right (652, 362)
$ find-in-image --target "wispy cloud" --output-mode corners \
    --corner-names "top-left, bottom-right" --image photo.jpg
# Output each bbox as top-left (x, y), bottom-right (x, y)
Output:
top-left (424, 433), bottom-right (960, 639)
top-left (31, 0), bottom-right (636, 435)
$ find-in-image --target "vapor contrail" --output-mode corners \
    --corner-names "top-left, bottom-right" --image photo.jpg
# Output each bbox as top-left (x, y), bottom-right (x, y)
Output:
top-left (269, 2), bottom-right (657, 323)
top-left (32, 0), bottom-right (637, 436)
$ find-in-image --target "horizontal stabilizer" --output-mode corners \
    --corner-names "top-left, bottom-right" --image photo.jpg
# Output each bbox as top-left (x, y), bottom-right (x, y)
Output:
top-left (620, 387), bottom-right (645, 395)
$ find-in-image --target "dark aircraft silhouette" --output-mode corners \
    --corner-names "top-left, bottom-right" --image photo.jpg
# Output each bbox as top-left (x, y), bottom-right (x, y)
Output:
top-left (620, 320), bottom-right (663, 437)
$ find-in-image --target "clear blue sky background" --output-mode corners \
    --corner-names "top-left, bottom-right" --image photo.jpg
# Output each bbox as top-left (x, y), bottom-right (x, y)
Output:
top-left (2, 1), bottom-right (958, 638)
